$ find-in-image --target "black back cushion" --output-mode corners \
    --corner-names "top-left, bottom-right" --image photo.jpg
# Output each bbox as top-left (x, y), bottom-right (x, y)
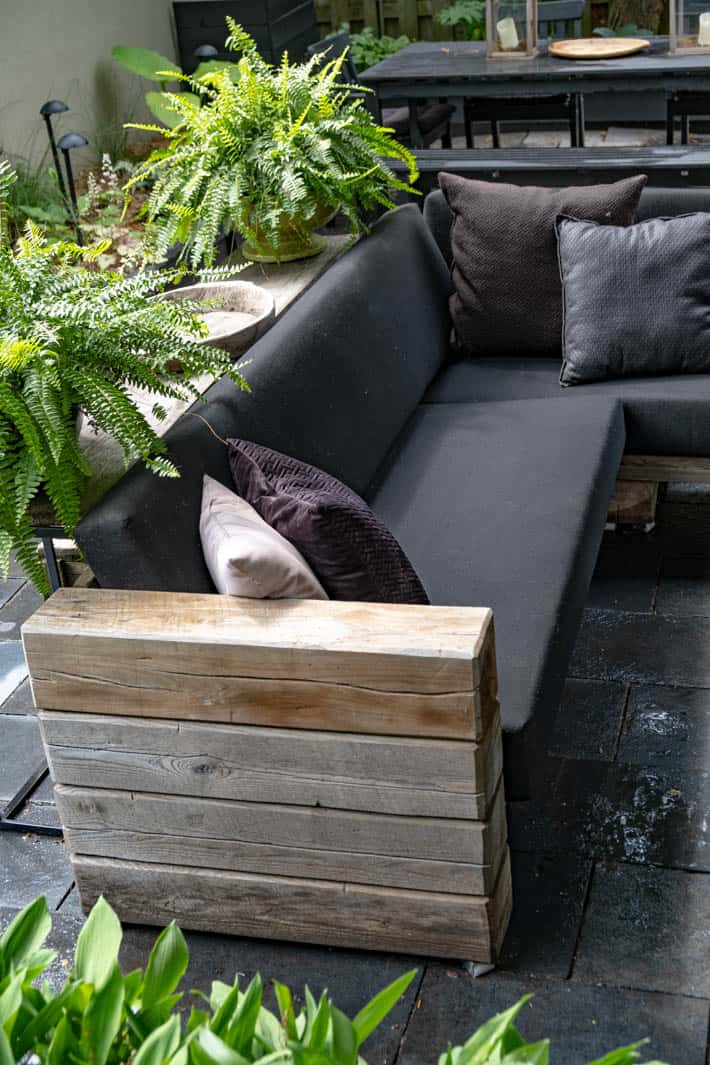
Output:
top-left (76, 204), bottom-right (452, 593)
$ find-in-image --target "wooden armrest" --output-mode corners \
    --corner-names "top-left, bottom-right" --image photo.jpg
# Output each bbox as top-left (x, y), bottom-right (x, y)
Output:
top-left (23, 587), bottom-right (498, 740)
top-left (23, 588), bottom-right (511, 961)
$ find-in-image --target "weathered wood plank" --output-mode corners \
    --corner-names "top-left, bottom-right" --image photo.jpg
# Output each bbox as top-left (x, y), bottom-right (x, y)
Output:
top-left (55, 780), bottom-right (506, 866)
top-left (619, 454), bottom-right (710, 484)
top-left (56, 786), bottom-right (506, 895)
top-left (72, 848), bottom-right (513, 961)
top-left (25, 590), bottom-right (497, 740)
top-left (40, 711), bottom-right (503, 819)
top-left (607, 480), bottom-right (659, 525)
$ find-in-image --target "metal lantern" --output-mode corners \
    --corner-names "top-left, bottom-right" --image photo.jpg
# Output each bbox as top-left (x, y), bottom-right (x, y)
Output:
top-left (669, 0), bottom-right (710, 52)
top-left (486, 0), bottom-right (538, 58)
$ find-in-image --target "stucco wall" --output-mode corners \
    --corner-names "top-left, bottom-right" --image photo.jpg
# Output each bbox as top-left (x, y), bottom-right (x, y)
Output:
top-left (0, 0), bottom-right (176, 165)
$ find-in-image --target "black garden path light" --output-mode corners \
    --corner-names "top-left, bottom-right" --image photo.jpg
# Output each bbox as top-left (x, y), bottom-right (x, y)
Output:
top-left (39, 99), bottom-right (70, 207)
top-left (194, 43), bottom-right (219, 62)
top-left (57, 131), bottom-right (89, 244)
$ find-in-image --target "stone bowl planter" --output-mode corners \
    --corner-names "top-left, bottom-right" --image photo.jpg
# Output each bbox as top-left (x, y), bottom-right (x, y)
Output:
top-left (164, 281), bottom-right (275, 359)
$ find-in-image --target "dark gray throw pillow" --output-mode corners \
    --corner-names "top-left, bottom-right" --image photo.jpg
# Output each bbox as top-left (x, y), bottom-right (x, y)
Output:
top-left (228, 439), bottom-right (429, 604)
top-left (558, 212), bottom-right (710, 386)
top-left (438, 172), bottom-right (647, 359)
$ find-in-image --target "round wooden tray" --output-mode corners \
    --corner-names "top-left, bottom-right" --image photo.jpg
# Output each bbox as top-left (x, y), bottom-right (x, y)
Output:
top-left (548, 37), bottom-right (650, 59)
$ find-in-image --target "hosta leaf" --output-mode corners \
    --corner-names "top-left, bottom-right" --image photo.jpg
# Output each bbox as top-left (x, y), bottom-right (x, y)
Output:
top-left (83, 962), bottom-right (125, 1065)
top-left (501, 1041), bottom-right (550, 1065)
top-left (273, 981), bottom-right (297, 1039)
top-left (352, 970), bottom-right (416, 1047)
top-left (331, 1008), bottom-right (358, 1065)
top-left (193, 1028), bottom-right (251, 1065)
top-left (0, 897), bottom-right (50, 974)
top-left (74, 896), bottom-right (122, 989)
top-left (112, 46), bottom-right (180, 81)
top-left (133, 1015), bottom-right (182, 1065)
top-left (0, 1028), bottom-right (14, 1065)
top-left (224, 974), bottom-right (263, 1053)
top-left (143, 921), bottom-right (189, 1010)
top-left (146, 92), bottom-right (200, 128)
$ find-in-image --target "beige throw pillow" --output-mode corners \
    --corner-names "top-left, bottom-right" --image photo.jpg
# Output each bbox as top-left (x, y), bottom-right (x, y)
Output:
top-left (199, 474), bottom-right (328, 599)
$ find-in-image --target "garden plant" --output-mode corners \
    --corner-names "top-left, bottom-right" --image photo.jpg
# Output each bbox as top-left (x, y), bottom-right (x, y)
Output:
top-left (126, 18), bottom-right (418, 266)
top-left (0, 896), bottom-right (670, 1065)
top-left (0, 160), bottom-right (246, 594)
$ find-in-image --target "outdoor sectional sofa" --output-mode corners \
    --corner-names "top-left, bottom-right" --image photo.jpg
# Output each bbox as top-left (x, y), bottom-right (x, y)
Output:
top-left (22, 182), bottom-right (710, 966)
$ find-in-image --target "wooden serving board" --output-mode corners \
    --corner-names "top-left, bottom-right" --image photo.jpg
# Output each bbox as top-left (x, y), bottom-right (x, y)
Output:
top-left (548, 37), bottom-right (650, 59)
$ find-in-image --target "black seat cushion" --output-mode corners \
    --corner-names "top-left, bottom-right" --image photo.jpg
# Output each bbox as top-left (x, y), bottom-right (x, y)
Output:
top-left (383, 102), bottom-right (454, 137)
top-left (424, 357), bottom-right (710, 457)
top-left (366, 397), bottom-right (625, 733)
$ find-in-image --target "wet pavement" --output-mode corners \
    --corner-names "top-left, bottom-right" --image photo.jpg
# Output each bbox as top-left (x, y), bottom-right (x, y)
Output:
top-left (1, 485), bottom-right (709, 1064)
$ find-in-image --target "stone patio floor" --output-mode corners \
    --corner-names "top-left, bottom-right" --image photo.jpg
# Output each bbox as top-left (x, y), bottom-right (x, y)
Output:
top-left (1, 483), bottom-right (710, 1064)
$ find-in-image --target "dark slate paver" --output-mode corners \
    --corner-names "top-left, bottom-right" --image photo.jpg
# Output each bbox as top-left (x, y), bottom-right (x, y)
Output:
top-left (498, 851), bottom-right (592, 979)
top-left (656, 555), bottom-right (710, 617)
top-left (569, 609), bottom-right (710, 687)
top-left (0, 678), bottom-right (35, 715)
top-left (573, 862), bottom-right (710, 998)
top-left (0, 714), bottom-right (45, 804)
top-left (619, 683), bottom-right (710, 772)
top-left (509, 759), bottom-right (710, 871)
top-left (548, 678), bottom-right (627, 760)
top-left (0, 834), bottom-right (73, 910)
top-left (0, 641), bottom-right (28, 706)
top-left (0, 581), bottom-right (44, 640)
top-left (398, 967), bottom-right (709, 1065)
top-left (0, 579), bottom-right (26, 610)
top-left (587, 535), bottom-right (660, 613)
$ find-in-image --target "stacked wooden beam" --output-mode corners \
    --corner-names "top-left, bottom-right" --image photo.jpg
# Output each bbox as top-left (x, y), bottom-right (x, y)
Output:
top-left (23, 588), bottom-right (511, 961)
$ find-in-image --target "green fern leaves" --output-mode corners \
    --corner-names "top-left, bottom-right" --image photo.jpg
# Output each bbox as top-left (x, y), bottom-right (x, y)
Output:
top-left (127, 21), bottom-right (419, 268)
top-left (0, 211), bottom-right (247, 594)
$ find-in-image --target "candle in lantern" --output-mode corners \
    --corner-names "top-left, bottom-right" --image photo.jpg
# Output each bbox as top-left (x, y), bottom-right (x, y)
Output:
top-left (699, 11), bottom-right (710, 43)
top-left (496, 16), bottom-right (520, 49)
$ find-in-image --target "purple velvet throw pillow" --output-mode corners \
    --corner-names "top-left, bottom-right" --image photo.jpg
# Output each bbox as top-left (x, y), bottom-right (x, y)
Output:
top-left (227, 439), bottom-right (429, 604)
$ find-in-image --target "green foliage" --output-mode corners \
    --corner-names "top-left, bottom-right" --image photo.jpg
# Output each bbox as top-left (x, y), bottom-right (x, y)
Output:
top-left (0, 897), bottom-right (416, 1065)
top-left (113, 45), bottom-right (236, 128)
top-left (436, 0), bottom-right (486, 40)
top-left (0, 897), bottom-right (673, 1065)
top-left (342, 26), bottom-right (413, 72)
top-left (126, 18), bottom-right (418, 267)
top-left (0, 156), bottom-right (69, 243)
top-left (0, 165), bottom-right (247, 594)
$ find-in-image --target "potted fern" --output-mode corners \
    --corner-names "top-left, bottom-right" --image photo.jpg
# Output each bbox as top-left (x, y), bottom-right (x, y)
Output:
top-left (0, 162), bottom-right (246, 595)
top-left (125, 19), bottom-right (418, 266)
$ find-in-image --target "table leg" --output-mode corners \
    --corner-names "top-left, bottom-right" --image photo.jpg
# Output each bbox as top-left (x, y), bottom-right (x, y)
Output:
top-left (407, 98), bottom-right (424, 148)
top-left (576, 93), bottom-right (585, 148)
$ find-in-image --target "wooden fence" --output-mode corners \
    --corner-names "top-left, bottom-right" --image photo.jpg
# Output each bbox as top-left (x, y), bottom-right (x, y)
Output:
top-left (313, 0), bottom-right (464, 40)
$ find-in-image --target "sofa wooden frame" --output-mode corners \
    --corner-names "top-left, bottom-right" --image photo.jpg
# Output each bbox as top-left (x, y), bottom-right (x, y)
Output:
top-left (23, 588), bottom-right (512, 964)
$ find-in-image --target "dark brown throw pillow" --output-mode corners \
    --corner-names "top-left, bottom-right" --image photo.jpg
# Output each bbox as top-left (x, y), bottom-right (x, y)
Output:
top-left (227, 439), bottom-right (429, 604)
top-left (439, 172), bottom-right (647, 359)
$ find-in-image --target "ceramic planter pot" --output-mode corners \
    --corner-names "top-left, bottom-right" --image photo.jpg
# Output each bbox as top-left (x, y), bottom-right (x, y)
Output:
top-left (163, 280), bottom-right (275, 359)
top-left (241, 203), bottom-right (337, 263)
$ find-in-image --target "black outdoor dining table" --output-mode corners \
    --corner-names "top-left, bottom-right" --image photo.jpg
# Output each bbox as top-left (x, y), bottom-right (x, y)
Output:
top-left (359, 37), bottom-right (710, 146)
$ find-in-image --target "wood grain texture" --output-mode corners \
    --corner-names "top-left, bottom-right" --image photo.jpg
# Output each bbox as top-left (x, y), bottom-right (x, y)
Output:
top-left (55, 780), bottom-right (505, 865)
top-left (40, 711), bottom-right (503, 820)
top-left (619, 454), bottom-right (710, 484)
top-left (72, 848), bottom-right (513, 961)
top-left (25, 589), bottom-right (497, 739)
top-left (607, 480), bottom-right (659, 524)
top-left (56, 785), bottom-right (506, 894)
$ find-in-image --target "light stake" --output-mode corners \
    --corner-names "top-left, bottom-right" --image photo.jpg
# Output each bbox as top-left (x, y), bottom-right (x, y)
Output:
top-left (56, 132), bottom-right (89, 244)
